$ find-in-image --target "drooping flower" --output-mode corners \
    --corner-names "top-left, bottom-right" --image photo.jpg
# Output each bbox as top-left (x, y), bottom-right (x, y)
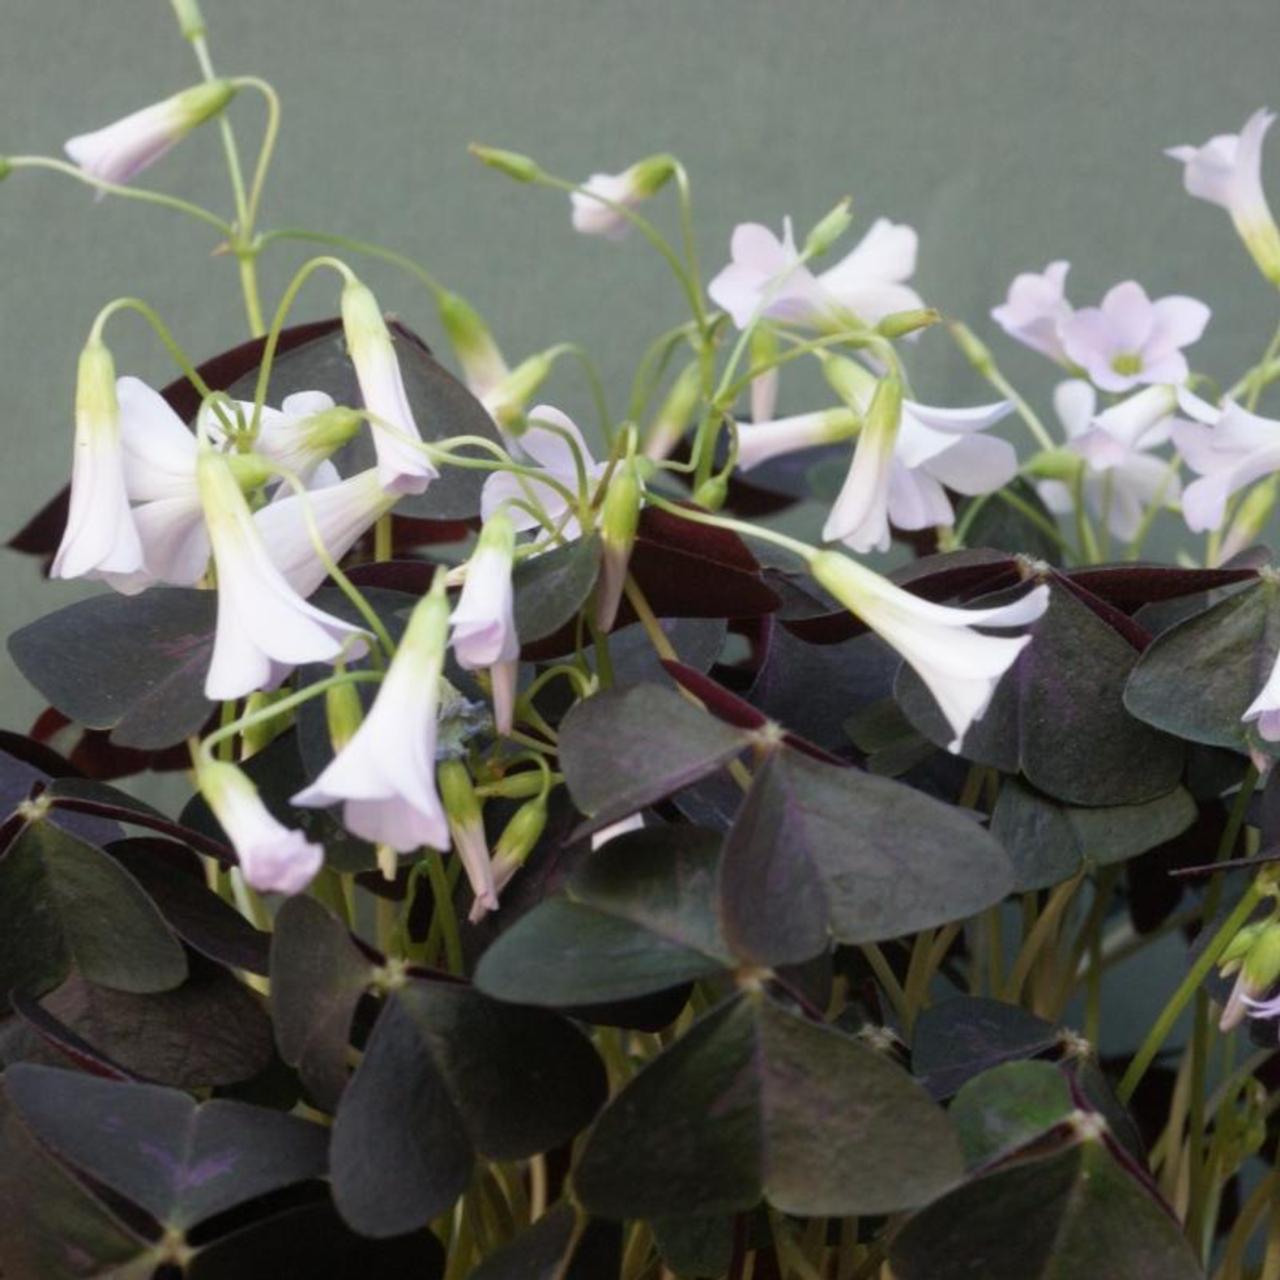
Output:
top-left (438, 760), bottom-right (498, 914)
top-left (1172, 393), bottom-right (1280, 534)
top-left (1036, 380), bottom-right (1181, 542)
top-left (480, 405), bottom-right (606, 538)
top-left (818, 360), bottom-right (1016, 553)
top-left (1218, 919), bottom-right (1280, 1028)
top-left (735, 407), bottom-right (860, 473)
top-left (708, 216), bottom-right (922, 332)
top-left (810, 549), bottom-right (1049, 751)
top-left (341, 279), bottom-right (437, 494)
top-left (253, 468), bottom-right (398, 599)
top-left (438, 290), bottom-right (510, 404)
top-left (468, 794), bottom-right (548, 924)
top-left (597, 457), bottom-right (642, 630)
top-left (199, 448), bottom-right (366, 700)
top-left (51, 340), bottom-right (143, 583)
top-left (450, 510), bottom-right (519, 734)
top-left (1058, 281), bottom-right (1210, 394)
top-left (292, 579), bottom-right (451, 853)
top-left (990, 261), bottom-right (1073, 362)
top-left (196, 758), bottom-right (322, 895)
top-left (65, 80), bottom-right (237, 188)
top-left (1167, 109), bottom-right (1280, 286)
top-left (570, 155), bottom-right (675, 240)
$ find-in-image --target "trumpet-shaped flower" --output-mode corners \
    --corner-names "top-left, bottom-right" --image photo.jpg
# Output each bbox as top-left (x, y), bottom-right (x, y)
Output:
top-left (735, 407), bottom-right (861, 473)
top-left (51, 341), bottom-right (143, 583)
top-left (438, 290), bottom-right (510, 404)
top-left (450, 511), bottom-right (519, 734)
top-left (1058, 281), bottom-right (1210, 394)
top-left (570, 156), bottom-right (674, 239)
top-left (1172, 394), bottom-right (1280, 533)
top-left (199, 449), bottom-right (366, 700)
top-left (293, 581), bottom-right (451, 852)
top-left (708, 216), bottom-right (923, 332)
top-left (818, 361), bottom-right (1016, 553)
top-left (480, 405), bottom-right (605, 538)
top-left (990, 261), bottom-right (1073, 363)
top-left (197, 758), bottom-right (323, 895)
top-left (1168, 109), bottom-right (1280, 285)
top-left (1036, 381), bottom-right (1181, 542)
top-left (253, 467), bottom-right (399, 598)
top-left (810, 550), bottom-right (1049, 751)
top-left (65, 80), bottom-right (237, 188)
top-left (341, 279), bottom-right (437, 495)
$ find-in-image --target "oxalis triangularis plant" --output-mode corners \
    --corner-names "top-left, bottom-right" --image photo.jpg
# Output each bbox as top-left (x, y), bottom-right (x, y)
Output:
top-left (7, 7), bottom-right (1280, 1280)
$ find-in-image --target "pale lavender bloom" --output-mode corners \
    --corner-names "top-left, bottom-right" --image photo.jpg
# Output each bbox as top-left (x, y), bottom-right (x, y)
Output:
top-left (480, 405), bottom-right (606, 538)
top-left (64, 81), bottom-right (236, 188)
top-left (198, 759), bottom-right (322, 895)
top-left (1168, 109), bottom-right (1280, 283)
top-left (990, 261), bottom-right (1072, 362)
top-left (708, 216), bottom-right (922, 332)
top-left (293, 586), bottom-right (451, 853)
top-left (1037, 380), bottom-right (1181, 542)
top-left (1243, 989), bottom-right (1280, 1020)
top-left (1058, 281), bottom-right (1210, 394)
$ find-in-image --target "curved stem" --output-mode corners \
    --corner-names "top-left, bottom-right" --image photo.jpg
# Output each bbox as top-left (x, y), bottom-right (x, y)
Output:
top-left (258, 226), bottom-right (446, 298)
top-left (6, 157), bottom-right (232, 233)
top-left (645, 490), bottom-right (816, 562)
top-left (190, 33), bottom-right (249, 227)
top-left (232, 76), bottom-right (281, 232)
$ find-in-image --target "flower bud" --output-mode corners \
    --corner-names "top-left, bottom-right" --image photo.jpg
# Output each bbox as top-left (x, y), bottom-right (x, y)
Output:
top-left (439, 759), bottom-right (497, 913)
top-left (469, 145), bottom-right (544, 183)
top-left (324, 677), bottom-right (365, 755)
top-left (596, 458), bottom-right (642, 629)
top-left (802, 197), bottom-right (853, 259)
top-left (169, 0), bottom-right (205, 39)
top-left (1219, 919), bottom-right (1280, 1029)
top-left (643, 361), bottom-right (702, 461)
top-left (438, 291), bottom-right (508, 399)
top-left (1024, 447), bottom-right (1085, 482)
top-left (478, 769), bottom-right (547, 800)
top-left (629, 154), bottom-right (677, 199)
top-left (488, 351), bottom-right (556, 435)
top-left (876, 308), bottom-right (941, 339)
top-left (241, 690), bottom-right (295, 758)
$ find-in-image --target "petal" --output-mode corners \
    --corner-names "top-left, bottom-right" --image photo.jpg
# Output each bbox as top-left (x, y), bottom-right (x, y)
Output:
top-left (1146, 295), bottom-right (1211, 356)
top-left (1053, 380), bottom-right (1096, 439)
top-left (922, 434), bottom-right (1019, 496)
top-left (117, 376), bottom-right (198, 501)
top-left (1099, 281), bottom-right (1155, 350)
top-left (518, 405), bottom-right (595, 475)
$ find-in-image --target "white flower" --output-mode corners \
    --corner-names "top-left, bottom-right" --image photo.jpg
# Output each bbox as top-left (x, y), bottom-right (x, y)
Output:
top-left (708, 216), bottom-right (922, 332)
top-left (51, 341), bottom-right (143, 584)
top-left (450, 511), bottom-right (519, 735)
top-left (1172, 393), bottom-right (1280, 533)
top-left (341, 279), bottom-right (437, 495)
top-left (253, 468), bottom-right (398, 599)
top-left (438, 291), bottom-right (510, 403)
top-left (735, 407), bottom-right (860, 472)
top-left (570, 156), bottom-right (674, 239)
top-left (818, 361), bottom-right (1016, 553)
top-left (1167, 109), bottom-right (1280, 284)
top-left (199, 449), bottom-right (366, 700)
top-left (65, 81), bottom-right (236, 188)
top-left (810, 550), bottom-right (1049, 751)
top-left (197, 759), bottom-right (322, 895)
top-left (1036, 381), bottom-right (1181, 542)
top-left (293, 583), bottom-right (452, 853)
top-left (480, 405), bottom-right (606, 538)
top-left (990, 261), bottom-right (1072, 362)
top-left (1058, 281), bottom-right (1210, 394)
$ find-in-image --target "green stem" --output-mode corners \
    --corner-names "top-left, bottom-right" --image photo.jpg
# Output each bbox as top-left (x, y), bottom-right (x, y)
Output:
top-left (258, 226), bottom-right (445, 297)
top-left (425, 852), bottom-right (464, 975)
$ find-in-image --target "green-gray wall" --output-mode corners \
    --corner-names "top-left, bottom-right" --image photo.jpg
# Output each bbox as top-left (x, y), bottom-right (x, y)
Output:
top-left (3, 0), bottom-right (1279, 726)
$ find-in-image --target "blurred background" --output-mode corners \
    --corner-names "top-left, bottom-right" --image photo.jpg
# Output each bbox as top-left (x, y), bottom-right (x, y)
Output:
top-left (2, 0), bottom-right (1279, 733)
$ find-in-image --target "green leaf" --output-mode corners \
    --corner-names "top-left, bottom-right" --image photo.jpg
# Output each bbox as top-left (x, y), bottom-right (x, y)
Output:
top-left (0, 966), bottom-right (273, 1088)
top-left (1125, 577), bottom-right (1278, 755)
top-left (574, 991), bottom-right (962, 1219)
top-left (331, 976), bottom-right (606, 1236)
top-left (651, 1214), bottom-right (734, 1278)
top-left (719, 750), bottom-right (1014, 965)
top-left (889, 1131), bottom-right (1202, 1279)
top-left (269, 896), bottom-right (378, 1109)
top-left (950, 1061), bottom-right (1074, 1167)
top-left (5, 1063), bottom-right (329, 1232)
top-left (512, 533), bottom-right (601, 643)
top-left (0, 817), bottom-right (187, 998)
top-left (8, 588), bottom-right (216, 749)
top-left (475, 826), bottom-right (730, 1006)
top-left (992, 780), bottom-right (1198, 891)
top-left (898, 577), bottom-right (1184, 806)
top-left (559, 683), bottom-right (751, 834)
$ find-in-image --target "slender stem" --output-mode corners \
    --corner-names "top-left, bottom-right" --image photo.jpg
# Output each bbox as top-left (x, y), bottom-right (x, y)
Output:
top-left (425, 852), bottom-right (463, 975)
top-left (259, 226), bottom-right (445, 298)
top-left (191, 33), bottom-right (250, 226)
top-left (861, 943), bottom-right (909, 1023)
top-left (232, 76), bottom-right (281, 233)
top-left (1002, 874), bottom-right (1084, 1004)
top-left (645, 490), bottom-right (816, 562)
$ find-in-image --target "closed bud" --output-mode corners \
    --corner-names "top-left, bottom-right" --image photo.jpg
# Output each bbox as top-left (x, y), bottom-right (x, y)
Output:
top-left (802, 197), bottom-right (853, 259)
top-left (494, 795), bottom-right (548, 867)
top-left (876, 307), bottom-right (941, 339)
top-left (469, 145), bottom-right (544, 183)
top-left (438, 758), bottom-right (496, 912)
top-left (297, 405), bottom-right (363, 455)
top-left (487, 351), bottom-right (555, 434)
top-left (596, 458), bottom-right (642, 629)
top-left (1244, 922), bottom-right (1280, 993)
top-left (478, 769), bottom-right (547, 800)
top-left (169, 0), bottom-right (205, 39)
top-left (324, 678), bottom-right (365, 755)
top-left (438, 291), bottom-right (507, 399)
top-left (1024, 447), bottom-right (1085, 482)
top-left (630, 153), bottom-right (677, 198)
top-left (693, 475), bottom-right (728, 510)
top-left (643, 361), bottom-right (702, 461)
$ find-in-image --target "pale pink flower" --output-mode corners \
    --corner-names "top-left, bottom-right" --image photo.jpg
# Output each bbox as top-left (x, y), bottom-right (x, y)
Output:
top-left (990, 261), bottom-right (1072, 362)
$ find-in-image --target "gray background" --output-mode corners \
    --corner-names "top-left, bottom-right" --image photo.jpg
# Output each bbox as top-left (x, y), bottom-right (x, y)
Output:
top-left (3, 0), bottom-right (1279, 736)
